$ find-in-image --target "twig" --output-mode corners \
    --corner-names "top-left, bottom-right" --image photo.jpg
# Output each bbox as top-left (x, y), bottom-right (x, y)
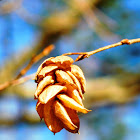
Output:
top-left (63, 38), bottom-right (140, 61)
top-left (0, 45), bottom-right (54, 91)
top-left (15, 44), bottom-right (54, 79)
top-left (0, 38), bottom-right (140, 91)
top-left (12, 73), bottom-right (36, 86)
top-left (0, 73), bottom-right (36, 92)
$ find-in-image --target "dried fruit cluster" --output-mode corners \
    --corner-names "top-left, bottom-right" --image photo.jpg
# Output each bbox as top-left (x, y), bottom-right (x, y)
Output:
top-left (34, 56), bottom-right (90, 134)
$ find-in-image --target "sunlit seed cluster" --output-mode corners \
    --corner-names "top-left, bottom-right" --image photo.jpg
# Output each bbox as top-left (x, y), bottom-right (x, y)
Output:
top-left (34, 55), bottom-right (90, 134)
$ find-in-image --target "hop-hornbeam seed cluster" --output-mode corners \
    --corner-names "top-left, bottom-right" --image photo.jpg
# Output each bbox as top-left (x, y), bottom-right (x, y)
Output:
top-left (34, 55), bottom-right (91, 134)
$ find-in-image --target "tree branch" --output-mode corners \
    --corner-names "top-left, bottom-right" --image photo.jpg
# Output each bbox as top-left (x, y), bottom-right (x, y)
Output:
top-left (0, 38), bottom-right (140, 91)
top-left (0, 45), bottom-right (54, 91)
top-left (15, 44), bottom-right (54, 79)
top-left (63, 38), bottom-right (140, 61)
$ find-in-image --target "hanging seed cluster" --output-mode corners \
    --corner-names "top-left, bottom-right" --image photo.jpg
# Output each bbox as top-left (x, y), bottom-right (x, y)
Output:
top-left (34, 56), bottom-right (90, 134)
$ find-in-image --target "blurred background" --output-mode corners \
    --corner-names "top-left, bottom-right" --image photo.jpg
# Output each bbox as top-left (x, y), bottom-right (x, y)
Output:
top-left (0, 0), bottom-right (140, 140)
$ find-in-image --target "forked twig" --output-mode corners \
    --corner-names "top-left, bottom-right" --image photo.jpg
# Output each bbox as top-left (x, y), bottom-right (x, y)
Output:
top-left (0, 45), bottom-right (54, 91)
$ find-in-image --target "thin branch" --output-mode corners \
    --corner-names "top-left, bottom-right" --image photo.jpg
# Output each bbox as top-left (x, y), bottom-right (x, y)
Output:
top-left (0, 73), bottom-right (36, 92)
top-left (0, 45), bottom-right (54, 91)
top-left (12, 73), bottom-right (36, 86)
top-left (15, 44), bottom-right (54, 79)
top-left (0, 38), bottom-right (140, 91)
top-left (63, 38), bottom-right (140, 61)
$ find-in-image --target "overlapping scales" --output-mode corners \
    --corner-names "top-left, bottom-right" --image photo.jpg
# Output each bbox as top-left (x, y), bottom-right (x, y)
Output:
top-left (35, 55), bottom-right (90, 134)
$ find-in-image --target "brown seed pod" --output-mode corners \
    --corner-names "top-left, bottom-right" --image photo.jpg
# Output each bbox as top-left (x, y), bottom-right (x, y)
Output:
top-left (63, 107), bottom-right (80, 133)
top-left (54, 101), bottom-right (77, 130)
top-left (55, 70), bottom-right (74, 85)
top-left (70, 65), bottom-right (86, 93)
top-left (57, 94), bottom-right (91, 114)
top-left (66, 84), bottom-right (83, 106)
top-left (34, 55), bottom-right (90, 134)
top-left (66, 71), bottom-right (84, 99)
top-left (36, 101), bottom-right (44, 120)
top-left (34, 73), bottom-right (55, 98)
top-left (39, 85), bottom-right (67, 104)
top-left (44, 100), bottom-right (63, 133)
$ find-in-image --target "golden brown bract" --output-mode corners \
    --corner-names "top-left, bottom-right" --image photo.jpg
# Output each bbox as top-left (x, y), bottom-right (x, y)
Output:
top-left (35, 55), bottom-right (90, 134)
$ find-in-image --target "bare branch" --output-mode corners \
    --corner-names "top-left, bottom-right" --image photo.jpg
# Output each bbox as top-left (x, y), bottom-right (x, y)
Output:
top-left (63, 38), bottom-right (140, 61)
top-left (0, 38), bottom-right (140, 91)
top-left (15, 44), bottom-right (54, 79)
top-left (0, 45), bottom-right (54, 91)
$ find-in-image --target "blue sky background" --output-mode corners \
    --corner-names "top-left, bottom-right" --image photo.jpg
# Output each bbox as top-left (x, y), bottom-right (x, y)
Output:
top-left (0, 0), bottom-right (140, 140)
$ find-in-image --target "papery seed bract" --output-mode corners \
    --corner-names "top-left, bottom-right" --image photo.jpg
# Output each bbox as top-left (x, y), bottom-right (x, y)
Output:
top-left (35, 57), bottom-right (54, 81)
top-left (67, 71), bottom-right (84, 99)
top-left (54, 101), bottom-right (77, 130)
top-left (64, 107), bottom-right (80, 133)
top-left (38, 65), bottom-right (58, 77)
top-left (36, 101), bottom-right (44, 120)
top-left (35, 74), bottom-right (55, 98)
top-left (55, 70), bottom-right (74, 85)
top-left (39, 85), bottom-right (67, 104)
top-left (57, 94), bottom-right (90, 114)
top-left (70, 65), bottom-right (86, 93)
top-left (45, 56), bottom-right (74, 69)
top-left (44, 100), bottom-right (63, 134)
top-left (66, 85), bottom-right (83, 106)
